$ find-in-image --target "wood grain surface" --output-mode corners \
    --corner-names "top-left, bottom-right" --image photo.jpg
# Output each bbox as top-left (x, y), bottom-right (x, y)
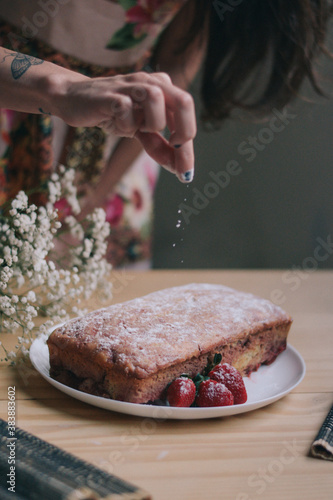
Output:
top-left (1, 270), bottom-right (332, 500)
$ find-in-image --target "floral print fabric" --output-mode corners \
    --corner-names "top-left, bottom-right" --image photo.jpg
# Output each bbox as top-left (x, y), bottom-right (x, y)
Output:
top-left (0, 0), bottom-right (185, 267)
top-left (107, 0), bottom-right (185, 50)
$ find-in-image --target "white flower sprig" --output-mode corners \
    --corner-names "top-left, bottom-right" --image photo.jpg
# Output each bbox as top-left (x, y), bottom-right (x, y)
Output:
top-left (0, 167), bottom-right (112, 364)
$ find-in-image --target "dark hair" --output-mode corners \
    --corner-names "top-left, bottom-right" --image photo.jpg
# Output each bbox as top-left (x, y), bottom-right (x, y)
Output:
top-left (177, 0), bottom-right (332, 123)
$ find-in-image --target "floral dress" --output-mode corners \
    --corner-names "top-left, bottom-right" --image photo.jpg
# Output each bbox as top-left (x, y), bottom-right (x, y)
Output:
top-left (0, 0), bottom-right (186, 267)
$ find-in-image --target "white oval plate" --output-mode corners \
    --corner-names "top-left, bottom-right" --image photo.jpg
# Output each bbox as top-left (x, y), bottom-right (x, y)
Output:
top-left (30, 334), bottom-right (305, 420)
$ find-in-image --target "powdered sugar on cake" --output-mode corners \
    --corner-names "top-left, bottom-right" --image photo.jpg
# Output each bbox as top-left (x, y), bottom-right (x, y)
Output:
top-left (51, 284), bottom-right (291, 378)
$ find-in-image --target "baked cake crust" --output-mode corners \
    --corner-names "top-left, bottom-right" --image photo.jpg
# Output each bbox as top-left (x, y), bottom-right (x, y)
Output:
top-left (47, 283), bottom-right (292, 403)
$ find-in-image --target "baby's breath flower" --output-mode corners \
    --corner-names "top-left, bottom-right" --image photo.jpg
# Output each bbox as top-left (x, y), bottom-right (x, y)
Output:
top-left (0, 167), bottom-right (112, 364)
top-left (51, 173), bottom-right (59, 182)
top-left (26, 291), bottom-right (36, 302)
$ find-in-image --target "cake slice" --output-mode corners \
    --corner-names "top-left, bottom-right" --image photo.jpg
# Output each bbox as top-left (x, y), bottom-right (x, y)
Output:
top-left (47, 283), bottom-right (292, 404)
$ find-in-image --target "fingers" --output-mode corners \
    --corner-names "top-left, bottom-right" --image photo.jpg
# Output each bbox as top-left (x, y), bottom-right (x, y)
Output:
top-left (152, 72), bottom-right (197, 147)
top-left (64, 71), bottom-right (197, 166)
top-left (99, 72), bottom-right (196, 182)
top-left (124, 72), bottom-right (197, 145)
top-left (135, 131), bottom-right (194, 183)
top-left (98, 73), bottom-right (196, 138)
top-left (132, 82), bottom-right (167, 133)
top-left (174, 141), bottom-right (195, 183)
top-left (135, 131), bottom-right (174, 173)
top-left (98, 94), bottom-right (137, 137)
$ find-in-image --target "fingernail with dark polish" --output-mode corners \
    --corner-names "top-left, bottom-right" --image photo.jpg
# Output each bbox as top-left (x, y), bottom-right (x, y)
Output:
top-left (174, 144), bottom-right (182, 149)
top-left (180, 170), bottom-right (194, 183)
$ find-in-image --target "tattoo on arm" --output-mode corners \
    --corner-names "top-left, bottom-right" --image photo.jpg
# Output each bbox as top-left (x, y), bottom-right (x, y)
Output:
top-left (0, 51), bottom-right (43, 80)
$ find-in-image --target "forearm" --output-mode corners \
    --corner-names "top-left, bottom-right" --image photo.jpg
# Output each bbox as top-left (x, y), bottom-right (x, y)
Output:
top-left (0, 44), bottom-right (196, 184)
top-left (0, 46), bottom-right (87, 115)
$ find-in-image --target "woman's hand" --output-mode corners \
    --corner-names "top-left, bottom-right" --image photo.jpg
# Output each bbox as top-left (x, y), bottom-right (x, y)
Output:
top-left (53, 71), bottom-right (196, 183)
top-left (0, 46), bottom-right (196, 182)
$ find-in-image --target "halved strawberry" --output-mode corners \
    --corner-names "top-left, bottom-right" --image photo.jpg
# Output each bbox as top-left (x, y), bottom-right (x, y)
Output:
top-left (166, 377), bottom-right (196, 407)
top-left (208, 363), bottom-right (247, 404)
top-left (195, 379), bottom-right (234, 407)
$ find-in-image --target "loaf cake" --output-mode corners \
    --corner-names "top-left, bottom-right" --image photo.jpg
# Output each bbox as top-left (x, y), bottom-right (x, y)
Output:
top-left (47, 283), bottom-right (292, 404)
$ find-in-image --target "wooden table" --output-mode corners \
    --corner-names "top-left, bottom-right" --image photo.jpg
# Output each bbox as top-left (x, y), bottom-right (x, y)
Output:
top-left (1, 270), bottom-right (332, 500)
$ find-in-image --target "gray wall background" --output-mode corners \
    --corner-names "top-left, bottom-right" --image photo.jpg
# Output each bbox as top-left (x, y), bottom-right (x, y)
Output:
top-left (152, 52), bottom-right (333, 270)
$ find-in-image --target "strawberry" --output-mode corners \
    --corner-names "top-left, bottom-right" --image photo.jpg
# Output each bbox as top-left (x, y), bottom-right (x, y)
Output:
top-left (208, 363), bottom-right (247, 404)
top-left (167, 377), bottom-right (196, 407)
top-left (195, 379), bottom-right (234, 407)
